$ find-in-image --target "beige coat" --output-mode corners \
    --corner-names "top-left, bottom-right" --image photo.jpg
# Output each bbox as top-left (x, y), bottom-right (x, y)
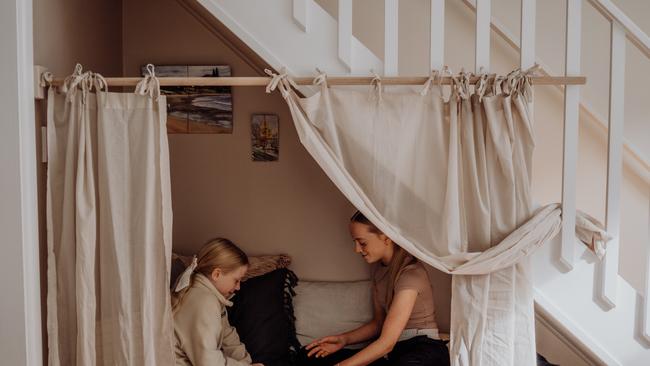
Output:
top-left (173, 273), bottom-right (252, 366)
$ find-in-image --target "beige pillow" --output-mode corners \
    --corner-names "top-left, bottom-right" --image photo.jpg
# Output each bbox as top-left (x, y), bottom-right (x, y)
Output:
top-left (243, 254), bottom-right (291, 281)
top-left (293, 280), bottom-right (373, 349)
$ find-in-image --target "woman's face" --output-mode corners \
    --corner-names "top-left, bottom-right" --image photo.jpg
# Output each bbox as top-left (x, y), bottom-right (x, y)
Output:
top-left (211, 265), bottom-right (248, 298)
top-left (349, 222), bottom-right (391, 264)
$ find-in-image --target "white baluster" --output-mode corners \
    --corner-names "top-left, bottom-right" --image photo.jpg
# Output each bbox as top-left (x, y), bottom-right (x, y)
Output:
top-left (520, 0), bottom-right (535, 69)
top-left (338, 0), bottom-right (352, 71)
top-left (560, 0), bottom-right (581, 271)
top-left (641, 202), bottom-right (650, 342)
top-left (430, 0), bottom-right (445, 70)
top-left (475, 0), bottom-right (490, 72)
top-left (385, 0), bottom-right (398, 76)
top-left (292, 0), bottom-right (309, 32)
top-left (599, 21), bottom-right (626, 310)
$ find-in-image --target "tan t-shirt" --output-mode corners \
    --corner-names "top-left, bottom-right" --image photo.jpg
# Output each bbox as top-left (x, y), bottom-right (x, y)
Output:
top-left (372, 257), bottom-right (438, 330)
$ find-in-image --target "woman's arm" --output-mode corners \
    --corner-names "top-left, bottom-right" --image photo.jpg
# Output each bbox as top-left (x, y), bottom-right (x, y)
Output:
top-left (337, 289), bottom-right (418, 366)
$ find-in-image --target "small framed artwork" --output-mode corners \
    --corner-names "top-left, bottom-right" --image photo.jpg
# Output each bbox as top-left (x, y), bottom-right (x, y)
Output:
top-left (142, 65), bottom-right (233, 134)
top-left (251, 114), bottom-right (279, 162)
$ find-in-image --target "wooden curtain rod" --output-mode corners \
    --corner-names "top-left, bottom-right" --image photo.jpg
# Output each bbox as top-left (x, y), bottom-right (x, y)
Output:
top-left (48, 75), bottom-right (586, 87)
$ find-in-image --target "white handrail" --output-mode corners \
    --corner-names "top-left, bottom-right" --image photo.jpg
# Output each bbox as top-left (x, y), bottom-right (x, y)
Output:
top-left (586, 0), bottom-right (650, 59)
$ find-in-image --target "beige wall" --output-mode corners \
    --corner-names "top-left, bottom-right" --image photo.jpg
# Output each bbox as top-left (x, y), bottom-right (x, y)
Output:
top-left (121, 1), bottom-right (453, 333)
top-left (121, 0), bottom-right (454, 332)
top-left (124, 0), bottom-right (455, 331)
top-left (123, 0), bottom-right (363, 280)
top-left (33, 0), bottom-right (122, 76)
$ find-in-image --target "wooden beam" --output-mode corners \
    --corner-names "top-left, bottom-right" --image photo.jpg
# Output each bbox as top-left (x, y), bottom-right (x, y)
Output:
top-left (47, 75), bottom-right (587, 87)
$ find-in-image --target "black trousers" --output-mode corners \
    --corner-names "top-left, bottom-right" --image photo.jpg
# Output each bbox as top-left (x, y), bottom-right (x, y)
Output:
top-left (295, 336), bottom-right (450, 366)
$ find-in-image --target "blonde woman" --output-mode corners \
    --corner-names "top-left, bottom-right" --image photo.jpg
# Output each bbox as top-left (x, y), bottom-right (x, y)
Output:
top-left (304, 212), bottom-right (449, 366)
top-left (172, 238), bottom-right (264, 366)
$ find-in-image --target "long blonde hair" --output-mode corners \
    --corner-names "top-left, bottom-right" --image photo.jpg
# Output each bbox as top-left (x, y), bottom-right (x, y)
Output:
top-left (172, 238), bottom-right (249, 312)
top-left (350, 211), bottom-right (416, 306)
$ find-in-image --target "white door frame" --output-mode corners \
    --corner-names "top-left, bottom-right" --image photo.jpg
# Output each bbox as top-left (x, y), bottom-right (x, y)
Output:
top-left (0, 0), bottom-right (43, 364)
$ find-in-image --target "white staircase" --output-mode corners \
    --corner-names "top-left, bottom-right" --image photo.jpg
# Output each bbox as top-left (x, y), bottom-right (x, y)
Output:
top-left (194, 0), bottom-right (382, 76)
top-left (192, 0), bottom-right (649, 364)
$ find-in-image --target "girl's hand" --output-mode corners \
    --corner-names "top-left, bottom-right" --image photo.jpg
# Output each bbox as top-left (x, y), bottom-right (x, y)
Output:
top-left (306, 335), bottom-right (346, 358)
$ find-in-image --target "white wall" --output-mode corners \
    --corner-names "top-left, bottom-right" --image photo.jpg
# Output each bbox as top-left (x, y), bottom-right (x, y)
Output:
top-left (0, 0), bottom-right (42, 365)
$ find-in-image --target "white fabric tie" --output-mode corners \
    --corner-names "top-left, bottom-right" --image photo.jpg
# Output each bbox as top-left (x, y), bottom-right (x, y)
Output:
top-left (61, 64), bottom-right (107, 104)
top-left (419, 70), bottom-right (441, 96)
top-left (174, 256), bottom-right (198, 293)
top-left (369, 69), bottom-right (382, 103)
top-left (313, 68), bottom-right (328, 87)
top-left (135, 63), bottom-right (161, 100)
top-left (265, 68), bottom-right (298, 98)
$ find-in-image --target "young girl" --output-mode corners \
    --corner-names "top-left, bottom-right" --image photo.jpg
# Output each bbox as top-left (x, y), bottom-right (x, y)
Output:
top-left (172, 238), bottom-right (264, 366)
top-left (304, 212), bottom-right (450, 366)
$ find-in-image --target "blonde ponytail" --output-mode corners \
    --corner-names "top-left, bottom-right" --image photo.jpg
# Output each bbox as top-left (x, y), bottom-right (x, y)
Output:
top-left (172, 238), bottom-right (249, 313)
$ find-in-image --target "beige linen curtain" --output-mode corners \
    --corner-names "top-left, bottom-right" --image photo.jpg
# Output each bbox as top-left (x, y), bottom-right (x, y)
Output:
top-left (46, 65), bottom-right (174, 366)
top-left (267, 68), bottom-right (608, 366)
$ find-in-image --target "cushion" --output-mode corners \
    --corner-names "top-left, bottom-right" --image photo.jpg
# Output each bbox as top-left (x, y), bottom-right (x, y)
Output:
top-left (293, 280), bottom-right (373, 349)
top-left (228, 268), bottom-right (300, 366)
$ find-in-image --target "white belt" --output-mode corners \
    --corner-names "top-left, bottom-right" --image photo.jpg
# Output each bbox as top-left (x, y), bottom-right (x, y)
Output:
top-left (397, 328), bottom-right (439, 342)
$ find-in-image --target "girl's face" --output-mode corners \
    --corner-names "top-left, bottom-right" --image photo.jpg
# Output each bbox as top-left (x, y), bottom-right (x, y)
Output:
top-left (211, 265), bottom-right (248, 298)
top-left (349, 222), bottom-right (392, 265)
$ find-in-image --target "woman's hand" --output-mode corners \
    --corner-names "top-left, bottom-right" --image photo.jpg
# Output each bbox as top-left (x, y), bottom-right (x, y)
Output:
top-left (306, 335), bottom-right (346, 358)
top-left (251, 363), bottom-right (264, 366)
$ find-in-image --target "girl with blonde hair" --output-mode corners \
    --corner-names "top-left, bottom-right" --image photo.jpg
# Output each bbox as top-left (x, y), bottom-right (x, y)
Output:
top-left (172, 238), bottom-right (263, 366)
top-left (304, 211), bottom-right (449, 366)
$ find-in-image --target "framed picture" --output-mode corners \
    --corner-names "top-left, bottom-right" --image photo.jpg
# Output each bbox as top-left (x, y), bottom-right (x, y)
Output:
top-left (142, 65), bottom-right (233, 134)
top-left (251, 114), bottom-right (279, 162)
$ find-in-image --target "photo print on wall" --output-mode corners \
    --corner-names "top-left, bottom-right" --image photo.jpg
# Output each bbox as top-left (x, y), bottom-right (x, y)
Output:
top-left (141, 65), bottom-right (233, 134)
top-left (251, 114), bottom-right (279, 162)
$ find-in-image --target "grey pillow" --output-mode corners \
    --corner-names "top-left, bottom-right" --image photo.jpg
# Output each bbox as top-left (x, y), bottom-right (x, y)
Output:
top-left (293, 280), bottom-right (373, 349)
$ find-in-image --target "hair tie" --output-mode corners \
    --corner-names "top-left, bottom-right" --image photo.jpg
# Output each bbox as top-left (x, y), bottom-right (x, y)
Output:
top-left (173, 255), bottom-right (198, 293)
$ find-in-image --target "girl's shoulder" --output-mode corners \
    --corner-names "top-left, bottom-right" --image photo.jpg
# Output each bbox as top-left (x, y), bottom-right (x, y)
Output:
top-left (396, 261), bottom-right (430, 290)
